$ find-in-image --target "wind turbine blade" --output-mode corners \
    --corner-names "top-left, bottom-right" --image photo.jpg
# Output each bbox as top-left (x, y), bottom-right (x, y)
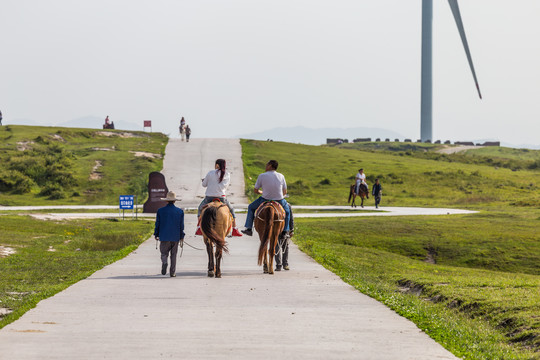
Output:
top-left (448, 0), bottom-right (482, 99)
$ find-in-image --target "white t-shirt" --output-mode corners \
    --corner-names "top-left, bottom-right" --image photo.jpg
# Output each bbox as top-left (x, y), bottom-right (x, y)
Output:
top-left (355, 172), bottom-right (366, 184)
top-left (254, 170), bottom-right (287, 200)
top-left (202, 169), bottom-right (231, 197)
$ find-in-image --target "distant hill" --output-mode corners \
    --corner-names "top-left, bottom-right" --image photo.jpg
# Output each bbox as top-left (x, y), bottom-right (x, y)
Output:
top-left (236, 126), bottom-right (405, 145)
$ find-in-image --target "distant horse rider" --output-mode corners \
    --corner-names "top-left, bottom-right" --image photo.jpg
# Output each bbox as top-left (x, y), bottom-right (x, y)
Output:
top-left (241, 160), bottom-right (291, 237)
top-left (105, 116), bottom-right (110, 125)
top-left (0, 109), bottom-right (3, 126)
top-left (355, 168), bottom-right (369, 198)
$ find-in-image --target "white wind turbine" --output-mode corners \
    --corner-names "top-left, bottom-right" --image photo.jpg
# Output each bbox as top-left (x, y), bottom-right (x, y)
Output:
top-left (420, 0), bottom-right (482, 142)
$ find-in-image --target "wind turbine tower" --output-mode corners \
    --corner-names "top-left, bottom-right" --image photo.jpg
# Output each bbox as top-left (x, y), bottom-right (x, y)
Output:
top-left (420, 0), bottom-right (482, 142)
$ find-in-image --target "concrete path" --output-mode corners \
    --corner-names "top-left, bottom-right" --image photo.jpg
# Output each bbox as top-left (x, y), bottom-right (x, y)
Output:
top-left (0, 138), bottom-right (459, 359)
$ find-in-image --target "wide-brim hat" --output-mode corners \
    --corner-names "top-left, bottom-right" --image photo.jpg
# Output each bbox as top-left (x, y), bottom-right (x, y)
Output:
top-left (161, 191), bottom-right (181, 201)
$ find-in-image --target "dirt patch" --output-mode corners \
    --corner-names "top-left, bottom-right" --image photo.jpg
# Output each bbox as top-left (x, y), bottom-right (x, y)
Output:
top-left (16, 141), bottom-right (34, 151)
top-left (129, 151), bottom-right (162, 159)
top-left (0, 246), bottom-right (16, 258)
top-left (51, 134), bottom-right (65, 142)
top-left (91, 147), bottom-right (115, 151)
top-left (10, 329), bottom-right (46, 333)
top-left (47, 246), bottom-right (56, 252)
top-left (0, 308), bottom-right (13, 317)
top-left (96, 131), bottom-right (140, 138)
top-left (437, 145), bottom-right (483, 154)
top-left (89, 160), bottom-right (103, 180)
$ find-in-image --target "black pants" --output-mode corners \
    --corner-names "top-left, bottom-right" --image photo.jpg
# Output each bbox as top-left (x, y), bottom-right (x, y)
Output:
top-left (275, 234), bottom-right (289, 268)
top-left (160, 241), bottom-right (179, 275)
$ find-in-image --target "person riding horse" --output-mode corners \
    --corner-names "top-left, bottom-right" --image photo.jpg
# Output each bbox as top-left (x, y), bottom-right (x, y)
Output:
top-left (355, 168), bottom-right (369, 198)
top-left (195, 159), bottom-right (242, 237)
top-left (241, 160), bottom-right (291, 237)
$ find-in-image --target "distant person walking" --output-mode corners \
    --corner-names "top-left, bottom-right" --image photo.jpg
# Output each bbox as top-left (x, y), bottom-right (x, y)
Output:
top-left (0, 110), bottom-right (3, 126)
top-left (372, 178), bottom-right (382, 208)
top-left (154, 191), bottom-right (185, 277)
top-left (185, 125), bottom-right (191, 142)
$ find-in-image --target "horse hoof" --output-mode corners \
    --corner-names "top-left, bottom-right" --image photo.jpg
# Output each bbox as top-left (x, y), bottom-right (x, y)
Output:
top-left (216, 273), bottom-right (222, 278)
top-left (208, 271), bottom-right (214, 277)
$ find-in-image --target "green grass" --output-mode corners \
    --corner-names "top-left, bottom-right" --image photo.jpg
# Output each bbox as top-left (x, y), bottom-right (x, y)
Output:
top-left (241, 139), bottom-right (540, 359)
top-left (241, 139), bottom-right (539, 208)
top-left (0, 125), bottom-right (168, 205)
top-left (0, 215), bottom-right (154, 329)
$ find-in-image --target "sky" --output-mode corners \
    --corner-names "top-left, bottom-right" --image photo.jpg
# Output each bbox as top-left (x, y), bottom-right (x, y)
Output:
top-left (1, 0), bottom-right (539, 146)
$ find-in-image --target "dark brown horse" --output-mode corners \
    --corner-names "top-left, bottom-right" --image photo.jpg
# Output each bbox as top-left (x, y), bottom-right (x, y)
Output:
top-left (348, 183), bottom-right (369, 208)
top-left (200, 201), bottom-right (231, 278)
top-left (254, 201), bottom-right (285, 274)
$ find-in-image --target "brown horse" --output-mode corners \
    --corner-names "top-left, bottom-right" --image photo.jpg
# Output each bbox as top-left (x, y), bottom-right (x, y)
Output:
top-left (200, 201), bottom-right (231, 278)
top-left (254, 201), bottom-right (286, 275)
top-left (348, 183), bottom-right (369, 208)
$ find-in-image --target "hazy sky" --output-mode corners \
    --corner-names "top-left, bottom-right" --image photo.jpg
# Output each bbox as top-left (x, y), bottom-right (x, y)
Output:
top-left (1, 1), bottom-right (539, 145)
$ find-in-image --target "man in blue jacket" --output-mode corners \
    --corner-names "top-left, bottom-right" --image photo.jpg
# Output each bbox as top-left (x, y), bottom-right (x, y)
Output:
top-left (154, 191), bottom-right (185, 277)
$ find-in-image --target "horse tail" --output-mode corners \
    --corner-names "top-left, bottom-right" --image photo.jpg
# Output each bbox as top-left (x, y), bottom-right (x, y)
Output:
top-left (348, 185), bottom-right (353, 203)
top-left (257, 205), bottom-right (274, 266)
top-left (201, 206), bottom-right (229, 254)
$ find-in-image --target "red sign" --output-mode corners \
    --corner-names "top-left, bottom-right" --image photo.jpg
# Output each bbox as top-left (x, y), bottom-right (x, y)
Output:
top-left (144, 120), bottom-right (152, 127)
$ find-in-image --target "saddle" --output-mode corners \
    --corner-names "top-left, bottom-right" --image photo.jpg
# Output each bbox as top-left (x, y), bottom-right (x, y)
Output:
top-left (255, 201), bottom-right (286, 222)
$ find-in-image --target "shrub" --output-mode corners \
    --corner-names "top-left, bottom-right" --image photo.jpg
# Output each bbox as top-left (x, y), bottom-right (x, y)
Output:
top-left (0, 170), bottom-right (35, 194)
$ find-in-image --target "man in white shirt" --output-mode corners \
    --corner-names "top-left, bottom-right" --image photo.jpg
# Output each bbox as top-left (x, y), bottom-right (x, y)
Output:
top-left (241, 160), bottom-right (291, 236)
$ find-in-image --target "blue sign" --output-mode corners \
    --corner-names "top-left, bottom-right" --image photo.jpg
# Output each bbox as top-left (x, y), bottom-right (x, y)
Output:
top-left (119, 195), bottom-right (134, 209)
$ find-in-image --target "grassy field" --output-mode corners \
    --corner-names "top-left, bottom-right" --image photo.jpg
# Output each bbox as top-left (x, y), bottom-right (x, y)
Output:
top-left (0, 125), bottom-right (168, 205)
top-left (0, 215), bottom-right (154, 329)
top-left (241, 139), bottom-right (540, 359)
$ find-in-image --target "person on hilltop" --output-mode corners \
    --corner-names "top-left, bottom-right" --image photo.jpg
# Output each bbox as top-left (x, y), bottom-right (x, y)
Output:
top-left (154, 191), bottom-right (185, 277)
top-left (0, 109), bottom-right (3, 126)
top-left (185, 125), bottom-right (191, 142)
top-left (195, 159), bottom-right (242, 237)
top-left (372, 178), bottom-right (382, 208)
top-left (105, 116), bottom-right (110, 125)
top-left (180, 116), bottom-right (185, 127)
top-left (355, 168), bottom-right (369, 199)
top-left (241, 160), bottom-right (291, 237)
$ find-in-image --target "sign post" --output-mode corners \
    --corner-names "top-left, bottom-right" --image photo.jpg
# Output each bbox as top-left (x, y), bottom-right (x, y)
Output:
top-left (119, 195), bottom-right (135, 220)
top-left (143, 120), bottom-right (152, 132)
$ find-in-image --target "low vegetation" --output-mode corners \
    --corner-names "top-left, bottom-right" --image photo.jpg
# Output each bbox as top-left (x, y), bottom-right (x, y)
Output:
top-left (0, 125), bottom-right (168, 205)
top-left (241, 139), bottom-right (540, 359)
top-left (0, 215), bottom-right (154, 328)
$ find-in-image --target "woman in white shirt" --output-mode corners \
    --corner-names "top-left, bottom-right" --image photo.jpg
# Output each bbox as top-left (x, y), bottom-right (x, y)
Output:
top-left (195, 159), bottom-right (242, 237)
top-left (355, 168), bottom-right (369, 198)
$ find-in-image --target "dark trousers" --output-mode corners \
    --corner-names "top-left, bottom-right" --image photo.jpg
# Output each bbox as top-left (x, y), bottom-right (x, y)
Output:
top-left (160, 241), bottom-right (179, 275)
top-left (274, 234), bottom-right (289, 268)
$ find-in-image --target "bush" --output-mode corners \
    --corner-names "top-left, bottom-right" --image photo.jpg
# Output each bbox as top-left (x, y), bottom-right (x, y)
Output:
top-left (0, 170), bottom-right (35, 194)
top-left (39, 183), bottom-right (66, 199)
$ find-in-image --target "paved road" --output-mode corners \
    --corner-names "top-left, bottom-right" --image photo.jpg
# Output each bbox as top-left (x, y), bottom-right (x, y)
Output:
top-left (0, 138), bottom-right (459, 359)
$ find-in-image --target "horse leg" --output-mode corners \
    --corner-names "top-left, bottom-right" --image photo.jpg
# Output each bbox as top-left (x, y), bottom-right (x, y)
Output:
top-left (268, 247), bottom-right (275, 275)
top-left (361, 196), bottom-right (364, 208)
top-left (215, 248), bottom-right (222, 278)
top-left (205, 240), bottom-right (215, 277)
top-left (263, 248), bottom-right (269, 274)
